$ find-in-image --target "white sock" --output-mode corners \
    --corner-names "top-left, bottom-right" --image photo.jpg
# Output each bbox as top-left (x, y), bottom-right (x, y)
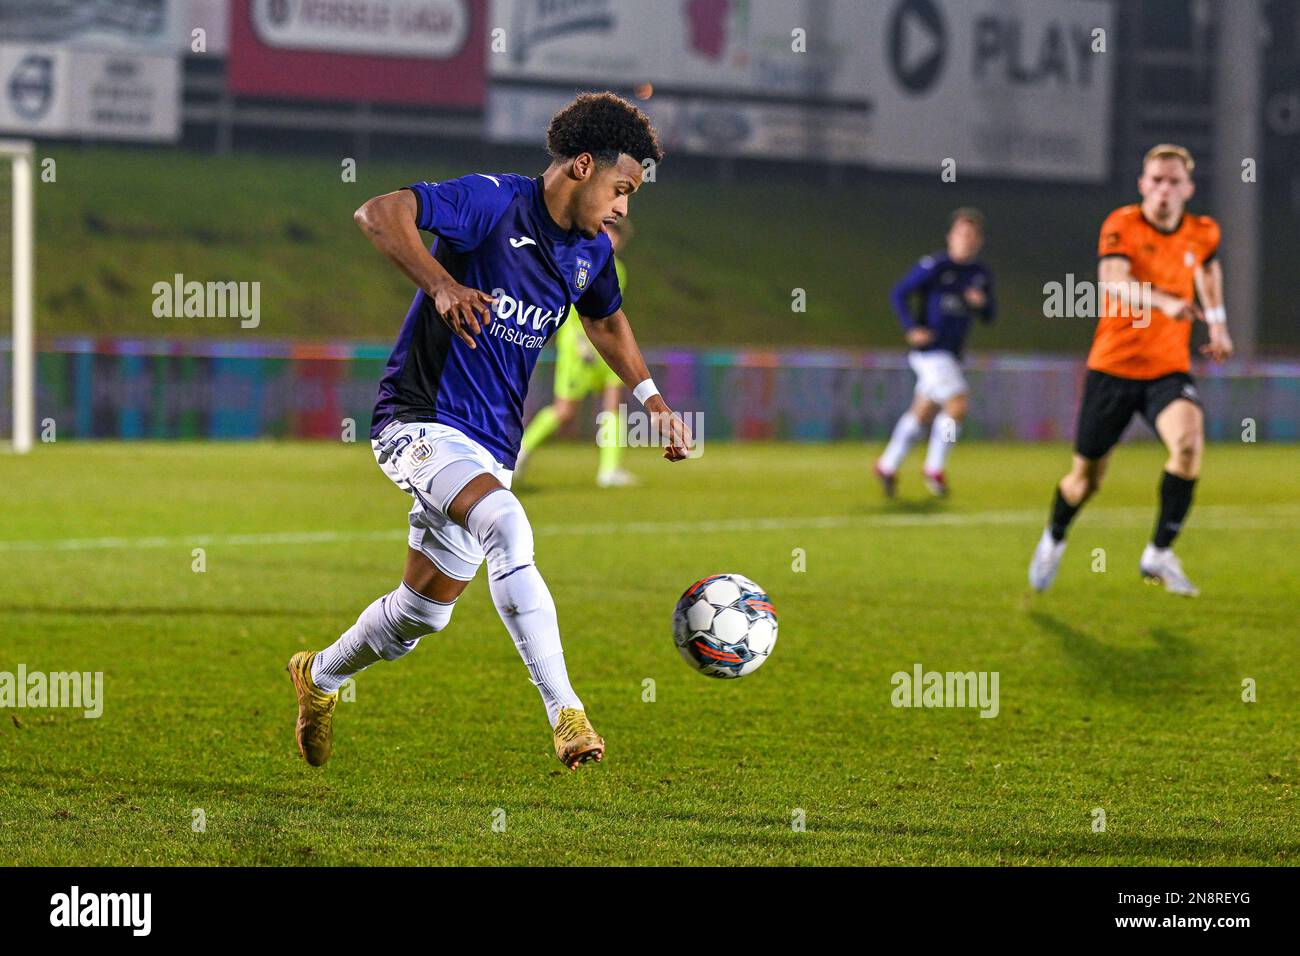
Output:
top-left (466, 490), bottom-right (582, 726)
top-left (312, 627), bottom-right (380, 693)
top-left (924, 412), bottom-right (959, 474)
top-left (311, 583), bottom-right (453, 693)
top-left (879, 411), bottom-right (923, 473)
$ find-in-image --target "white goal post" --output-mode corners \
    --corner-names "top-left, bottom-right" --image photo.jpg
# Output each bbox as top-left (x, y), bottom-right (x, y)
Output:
top-left (2, 139), bottom-right (34, 453)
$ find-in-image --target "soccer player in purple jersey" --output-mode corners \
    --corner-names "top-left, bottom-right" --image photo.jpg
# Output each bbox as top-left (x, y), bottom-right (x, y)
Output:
top-left (874, 209), bottom-right (995, 499)
top-left (287, 93), bottom-right (693, 771)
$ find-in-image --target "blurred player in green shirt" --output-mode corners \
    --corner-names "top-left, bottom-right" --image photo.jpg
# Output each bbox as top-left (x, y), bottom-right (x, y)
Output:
top-left (515, 218), bottom-right (635, 487)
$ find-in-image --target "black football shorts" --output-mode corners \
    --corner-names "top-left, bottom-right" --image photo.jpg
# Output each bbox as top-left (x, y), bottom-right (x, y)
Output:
top-left (1073, 369), bottom-right (1202, 461)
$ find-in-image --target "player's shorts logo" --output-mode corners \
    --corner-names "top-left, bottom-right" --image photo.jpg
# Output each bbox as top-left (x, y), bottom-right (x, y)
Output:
top-left (1181, 384), bottom-right (1199, 401)
top-left (574, 257), bottom-right (592, 291)
top-left (409, 438), bottom-right (434, 464)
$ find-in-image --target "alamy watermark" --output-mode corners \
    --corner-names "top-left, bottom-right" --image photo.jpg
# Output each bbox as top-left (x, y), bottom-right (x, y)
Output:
top-left (597, 403), bottom-right (704, 457)
top-left (891, 662), bottom-right (999, 718)
top-left (50, 886), bottom-right (150, 936)
top-left (1043, 275), bottom-right (1154, 328)
top-left (152, 273), bottom-right (261, 328)
top-left (0, 665), bottom-right (103, 718)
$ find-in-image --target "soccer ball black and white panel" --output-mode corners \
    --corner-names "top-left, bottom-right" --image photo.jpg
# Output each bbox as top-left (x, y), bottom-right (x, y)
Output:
top-left (672, 573), bottom-right (778, 678)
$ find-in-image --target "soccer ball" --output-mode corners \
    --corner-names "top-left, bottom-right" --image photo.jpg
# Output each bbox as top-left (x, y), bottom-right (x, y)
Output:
top-left (672, 573), bottom-right (778, 678)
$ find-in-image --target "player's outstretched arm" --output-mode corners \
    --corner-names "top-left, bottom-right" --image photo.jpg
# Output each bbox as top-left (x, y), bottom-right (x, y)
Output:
top-left (353, 189), bottom-right (495, 349)
top-left (1099, 256), bottom-right (1201, 324)
top-left (970, 275), bottom-right (996, 324)
top-left (1195, 259), bottom-right (1233, 362)
top-left (891, 262), bottom-right (936, 347)
top-left (581, 308), bottom-right (692, 461)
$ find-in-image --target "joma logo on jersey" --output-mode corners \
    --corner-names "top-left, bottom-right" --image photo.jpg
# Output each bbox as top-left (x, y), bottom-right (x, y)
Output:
top-left (490, 290), bottom-right (564, 331)
top-left (574, 258), bottom-right (592, 291)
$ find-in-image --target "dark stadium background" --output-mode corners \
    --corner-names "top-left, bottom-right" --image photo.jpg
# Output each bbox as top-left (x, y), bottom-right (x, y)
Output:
top-left (1, 0), bottom-right (1297, 445)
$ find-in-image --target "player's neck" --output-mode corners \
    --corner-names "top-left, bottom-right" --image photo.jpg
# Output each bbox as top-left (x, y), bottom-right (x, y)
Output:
top-left (539, 166), bottom-right (577, 233)
top-left (1141, 201), bottom-right (1183, 233)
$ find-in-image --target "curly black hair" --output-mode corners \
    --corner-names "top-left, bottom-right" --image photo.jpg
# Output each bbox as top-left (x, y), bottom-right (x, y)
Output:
top-left (546, 92), bottom-right (664, 166)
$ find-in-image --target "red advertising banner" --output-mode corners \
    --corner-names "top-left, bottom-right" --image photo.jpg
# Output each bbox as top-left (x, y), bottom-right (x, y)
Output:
top-left (228, 0), bottom-right (485, 107)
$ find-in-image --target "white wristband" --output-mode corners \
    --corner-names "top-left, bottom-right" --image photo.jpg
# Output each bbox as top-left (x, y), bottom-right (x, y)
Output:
top-left (1205, 306), bottom-right (1226, 325)
top-left (633, 378), bottom-right (660, 406)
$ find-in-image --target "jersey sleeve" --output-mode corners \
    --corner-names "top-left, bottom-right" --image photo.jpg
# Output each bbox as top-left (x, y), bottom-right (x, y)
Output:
top-left (1200, 218), bottom-right (1222, 264)
top-left (403, 174), bottom-right (515, 252)
top-left (889, 256), bottom-right (939, 329)
top-left (576, 250), bottom-right (622, 320)
top-left (1098, 209), bottom-right (1135, 260)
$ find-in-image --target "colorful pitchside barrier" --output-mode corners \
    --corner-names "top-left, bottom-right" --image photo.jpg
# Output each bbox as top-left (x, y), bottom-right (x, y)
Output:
top-left (1, 338), bottom-right (1296, 444)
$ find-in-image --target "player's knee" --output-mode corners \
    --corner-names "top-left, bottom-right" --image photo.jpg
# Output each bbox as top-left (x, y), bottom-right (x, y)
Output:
top-left (1168, 434), bottom-right (1201, 476)
top-left (368, 585), bottom-right (455, 661)
top-left (465, 489), bottom-right (535, 578)
top-left (1065, 469), bottom-right (1101, 500)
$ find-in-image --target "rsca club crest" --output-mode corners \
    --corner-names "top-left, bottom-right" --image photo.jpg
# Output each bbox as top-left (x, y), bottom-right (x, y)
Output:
top-left (574, 257), bottom-right (593, 291)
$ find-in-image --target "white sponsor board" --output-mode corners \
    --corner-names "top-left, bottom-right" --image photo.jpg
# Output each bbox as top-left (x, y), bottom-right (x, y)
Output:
top-left (0, 44), bottom-right (180, 141)
top-left (863, 0), bottom-right (1114, 181)
top-left (490, 0), bottom-right (867, 101)
top-left (0, 45), bottom-right (69, 135)
top-left (250, 0), bottom-right (471, 59)
top-left (488, 0), bottom-right (1114, 181)
top-left (67, 49), bottom-right (181, 141)
top-left (0, 0), bottom-right (185, 50)
top-left (488, 86), bottom-right (869, 164)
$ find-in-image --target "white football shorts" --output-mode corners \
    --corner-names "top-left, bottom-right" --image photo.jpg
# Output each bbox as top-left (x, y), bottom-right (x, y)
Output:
top-left (372, 421), bottom-right (513, 581)
top-left (908, 349), bottom-right (969, 403)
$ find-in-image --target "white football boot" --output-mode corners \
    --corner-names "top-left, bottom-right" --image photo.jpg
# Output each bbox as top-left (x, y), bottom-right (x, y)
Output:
top-left (1139, 544), bottom-right (1200, 597)
top-left (596, 467), bottom-right (638, 488)
top-left (1028, 527), bottom-right (1067, 592)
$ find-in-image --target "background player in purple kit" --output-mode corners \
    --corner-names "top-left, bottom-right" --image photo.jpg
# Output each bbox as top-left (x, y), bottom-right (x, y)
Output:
top-left (874, 208), bottom-right (995, 498)
top-left (286, 93), bottom-right (693, 771)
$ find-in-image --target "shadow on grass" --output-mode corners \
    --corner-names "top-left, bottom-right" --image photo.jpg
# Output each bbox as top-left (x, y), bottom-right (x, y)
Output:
top-left (1029, 611), bottom-right (1206, 699)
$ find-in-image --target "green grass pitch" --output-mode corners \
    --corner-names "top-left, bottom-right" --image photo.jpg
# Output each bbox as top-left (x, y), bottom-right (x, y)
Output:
top-left (0, 440), bottom-right (1295, 865)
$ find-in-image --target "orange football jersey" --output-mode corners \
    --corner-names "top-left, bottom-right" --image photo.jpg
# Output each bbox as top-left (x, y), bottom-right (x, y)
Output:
top-left (1087, 204), bottom-right (1220, 379)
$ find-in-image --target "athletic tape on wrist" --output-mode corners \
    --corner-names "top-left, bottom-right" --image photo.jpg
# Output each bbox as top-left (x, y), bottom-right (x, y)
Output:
top-left (633, 379), bottom-right (660, 405)
top-left (1205, 306), bottom-right (1227, 325)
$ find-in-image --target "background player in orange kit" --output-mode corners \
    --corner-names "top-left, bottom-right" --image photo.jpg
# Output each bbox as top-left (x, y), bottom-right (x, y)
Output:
top-left (1028, 144), bottom-right (1234, 597)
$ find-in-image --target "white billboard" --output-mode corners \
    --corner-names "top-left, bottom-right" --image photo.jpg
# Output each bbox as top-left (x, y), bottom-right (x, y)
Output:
top-left (489, 85), bottom-right (870, 164)
top-left (248, 0), bottom-right (471, 59)
top-left (0, 0), bottom-right (186, 50)
top-left (0, 43), bottom-right (180, 141)
top-left (0, 46), bottom-right (69, 135)
top-left (490, 0), bottom-right (868, 101)
top-left (863, 0), bottom-right (1115, 181)
top-left (67, 49), bottom-right (182, 141)
top-left (488, 0), bottom-right (1115, 182)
